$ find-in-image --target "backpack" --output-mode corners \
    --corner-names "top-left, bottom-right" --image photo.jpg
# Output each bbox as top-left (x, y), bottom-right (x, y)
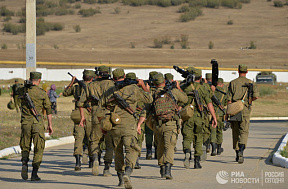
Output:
top-left (153, 90), bottom-right (178, 121)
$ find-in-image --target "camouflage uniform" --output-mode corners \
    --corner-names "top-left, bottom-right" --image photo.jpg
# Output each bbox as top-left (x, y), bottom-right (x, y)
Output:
top-left (78, 66), bottom-right (115, 176)
top-left (63, 70), bottom-right (95, 170)
top-left (181, 69), bottom-right (213, 169)
top-left (211, 78), bottom-right (227, 155)
top-left (102, 68), bottom-right (153, 188)
top-left (227, 65), bottom-right (259, 163)
top-left (18, 72), bottom-right (52, 181)
top-left (11, 79), bottom-right (22, 112)
top-left (150, 73), bottom-right (188, 179)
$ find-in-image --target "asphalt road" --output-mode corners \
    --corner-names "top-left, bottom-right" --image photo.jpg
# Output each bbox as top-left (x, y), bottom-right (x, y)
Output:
top-left (0, 121), bottom-right (288, 189)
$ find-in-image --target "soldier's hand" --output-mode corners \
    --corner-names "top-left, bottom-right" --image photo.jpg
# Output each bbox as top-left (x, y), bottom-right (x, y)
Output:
top-left (211, 85), bottom-right (216, 92)
top-left (212, 118), bottom-right (217, 128)
top-left (137, 79), bottom-right (144, 86)
top-left (137, 124), bottom-right (141, 135)
top-left (47, 125), bottom-right (53, 135)
top-left (79, 118), bottom-right (86, 128)
top-left (146, 83), bottom-right (150, 91)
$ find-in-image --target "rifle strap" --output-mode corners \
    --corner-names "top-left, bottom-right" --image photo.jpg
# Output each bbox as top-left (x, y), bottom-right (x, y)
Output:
top-left (241, 89), bottom-right (248, 101)
top-left (220, 88), bottom-right (226, 103)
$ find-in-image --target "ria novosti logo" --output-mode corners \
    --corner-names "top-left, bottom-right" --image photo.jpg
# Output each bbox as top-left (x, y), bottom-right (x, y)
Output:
top-left (216, 171), bottom-right (229, 184)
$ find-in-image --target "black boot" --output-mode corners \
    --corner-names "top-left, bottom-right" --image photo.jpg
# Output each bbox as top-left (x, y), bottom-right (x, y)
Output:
top-left (211, 143), bottom-right (217, 156)
top-left (31, 167), bottom-right (41, 181)
top-left (235, 150), bottom-right (239, 162)
top-left (123, 166), bottom-right (133, 189)
top-left (89, 156), bottom-right (93, 168)
top-left (74, 154), bottom-right (81, 171)
top-left (194, 156), bottom-right (202, 169)
top-left (146, 145), bottom-right (152, 160)
top-left (134, 157), bottom-right (141, 169)
top-left (103, 162), bottom-right (112, 177)
top-left (160, 165), bottom-right (165, 178)
top-left (217, 144), bottom-right (224, 155)
top-left (21, 161), bottom-right (28, 180)
top-left (238, 144), bottom-right (245, 164)
top-left (92, 153), bottom-right (99, 176)
top-left (165, 163), bottom-right (173, 180)
top-left (183, 150), bottom-right (190, 169)
top-left (117, 171), bottom-right (124, 187)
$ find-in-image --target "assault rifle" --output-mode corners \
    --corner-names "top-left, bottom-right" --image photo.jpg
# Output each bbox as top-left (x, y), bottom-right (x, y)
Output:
top-left (68, 72), bottom-right (87, 94)
top-left (242, 83), bottom-right (253, 110)
top-left (114, 78), bottom-right (158, 89)
top-left (84, 95), bottom-right (100, 112)
top-left (23, 93), bottom-right (40, 122)
top-left (173, 65), bottom-right (195, 84)
top-left (211, 95), bottom-right (226, 114)
top-left (194, 90), bottom-right (204, 117)
top-left (211, 59), bottom-right (218, 87)
top-left (111, 92), bottom-right (137, 118)
top-left (94, 67), bottom-right (111, 79)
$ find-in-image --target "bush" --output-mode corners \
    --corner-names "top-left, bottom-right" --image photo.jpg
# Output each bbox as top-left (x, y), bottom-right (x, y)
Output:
top-left (239, 0), bottom-right (250, 3)
top-left (52, 23), bottom-right (64, 31)
top-left (3, 16), bottom-right (11, 22)
top-left (19, 17), bottom-right (26, 23)
top-left (221, 0), bottom-right (241, 8)
top-left (189, 0), bottom-right (207, 7)
top-left (79, 8), bottom-right (99, 17)
top-left (46, 1), bottom-right (58, 8)
top-left (114, 7), bottom-right (121, 14)
top-left (53, 44), bottom-right (59, 49)
top-left (154, 39), bottom-right (163, 48)
top-left (55, 8), bottom-right (69, 15)
top-left (248, 41), bottom-right (256, 49)
top-left (227, 19), bottom-right (233, 25)
top-left (0, 6), bottom-right (14, 16)
top-left (259, 85), bottom-right (276, 96)
top-left (74, 3), bottom-right (81, 9)
top-left (178, 5), bottom-right (190, 13)
top-left (208, 41), bottom-right (214, 49)
top-left (171, 0), bottom-right (185, 6)
top-left (83, 0), bottom-right (97, 4)
top-left (16, 8), bottom-right (26, 17)
top-left (3, 23), bottom-right (25, 35)
top-left (180, 34), bottom-right (189, 49)
top-left (130, 42), bottom-right (136, 48)
top-left (280, 142), bottom-right (288, 158)
top-left (98, 0), bottom-right (118, 3)
top-left (162, 36), bottom-right (171, 44)
top-left (158, 0), bottom-right (172, 7)
top-left (206, 0), bottom-right (221, 8)
top-left (1, 44), bottom-right (7, 49)
top-left (181, 34), bottom-right (189, 42)
top-left (73, 24), bottom-right (81, 32)
top-left (273, 1), bottom-right (283, 7)
top-left (180, 7), bottom-right (202, 22)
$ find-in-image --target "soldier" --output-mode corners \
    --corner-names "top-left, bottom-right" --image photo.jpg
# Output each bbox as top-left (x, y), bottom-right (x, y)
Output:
top-left (18, 72), bottom-right (53, 181)
top-left (145, 71), bottom-right (158, 160)
top-left (63, 70), bottom-right (95, 171)
top-left (210, 78), bottom-right (227, 155)
top-left (101, 68), bottom-right (152, 188)
top-left (226, 65), bottom-right (259, 164)
top-left (78, 66), bottom-right (115, 176)
top-left (11, 79), bottom-right (22, 112)
top-left (181, 69), bottom-right (217, 169)
top-left (149, 73), bottom-right (188, 179)
top-left (126, 72), bottom-right (145, 169)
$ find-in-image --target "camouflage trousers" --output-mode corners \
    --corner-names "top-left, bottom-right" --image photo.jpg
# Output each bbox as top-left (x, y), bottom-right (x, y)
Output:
top-left (137, 123), bottom-right (145, 157)
top-left (155, 120), bottom-right (178, 165)
top-left (111, 129), bottom-right (139, 172)
top-left (20, 119), bottom-right (45, 169)
top-left (182, 114), bottom-right (204, 156)
top-left (231, 115), bottom-right (250, 150)
top-left (210, 116), bottom-right (224, 144)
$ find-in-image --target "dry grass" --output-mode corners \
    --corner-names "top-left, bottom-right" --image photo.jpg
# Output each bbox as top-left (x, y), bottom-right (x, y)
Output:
top-left (0, 1), bottom-right (287, 69)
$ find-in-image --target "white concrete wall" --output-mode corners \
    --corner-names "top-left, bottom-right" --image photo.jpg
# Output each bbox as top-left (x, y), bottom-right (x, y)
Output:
top-left (0, 68), bottom-right (287, 82)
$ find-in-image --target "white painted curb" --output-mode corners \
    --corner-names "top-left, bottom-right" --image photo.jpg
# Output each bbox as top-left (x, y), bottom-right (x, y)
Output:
top-left (272, 132), bottom-right (288, 168)
top-left (251, 117), bottom-right (288, 121)
top-left (0, 136), bottom-right (74, 159)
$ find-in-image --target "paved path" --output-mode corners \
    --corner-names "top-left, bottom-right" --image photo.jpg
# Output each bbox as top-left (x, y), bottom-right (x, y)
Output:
top-left (0, 121), bottom-right (288, 189)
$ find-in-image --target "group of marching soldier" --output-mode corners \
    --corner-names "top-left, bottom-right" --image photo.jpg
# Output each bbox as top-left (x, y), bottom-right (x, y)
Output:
top-left (18, 62), bottom-right (259, 189)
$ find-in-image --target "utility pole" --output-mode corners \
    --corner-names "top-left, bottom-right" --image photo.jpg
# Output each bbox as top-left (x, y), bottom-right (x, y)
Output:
top-left (26, 0), bottom-right (36, 79)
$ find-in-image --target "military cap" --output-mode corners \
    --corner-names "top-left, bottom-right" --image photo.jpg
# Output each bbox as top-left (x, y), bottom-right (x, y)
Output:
top-left (238, 64), bottom-right (247, 72)
top-left (126, 72), bottom-right (137, 80)
top-left (205, 73), bottom-right (212, 79)
top-left (113, 68), bottom-right (125, 78)
top-left (15, 79), bottom-right (18, 82)
top-left (194, 69), bottom-right (202, 77)
top-left (152, 73), bottom-right (164, 85)
top-left (149, 71), bottom-right (158, 79)
top-left (30, 72), bottom-right (42, 79)
top-left (83, 69), bottom-right (96, 77)
top-left (98, 66), bottom-right (110, 73)
top-left (164, 73), bottom-right (174, 81)
top-left (186, 66), bottom-right (196, 74)
top-left (218, 78), bottom-right (224, 83)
